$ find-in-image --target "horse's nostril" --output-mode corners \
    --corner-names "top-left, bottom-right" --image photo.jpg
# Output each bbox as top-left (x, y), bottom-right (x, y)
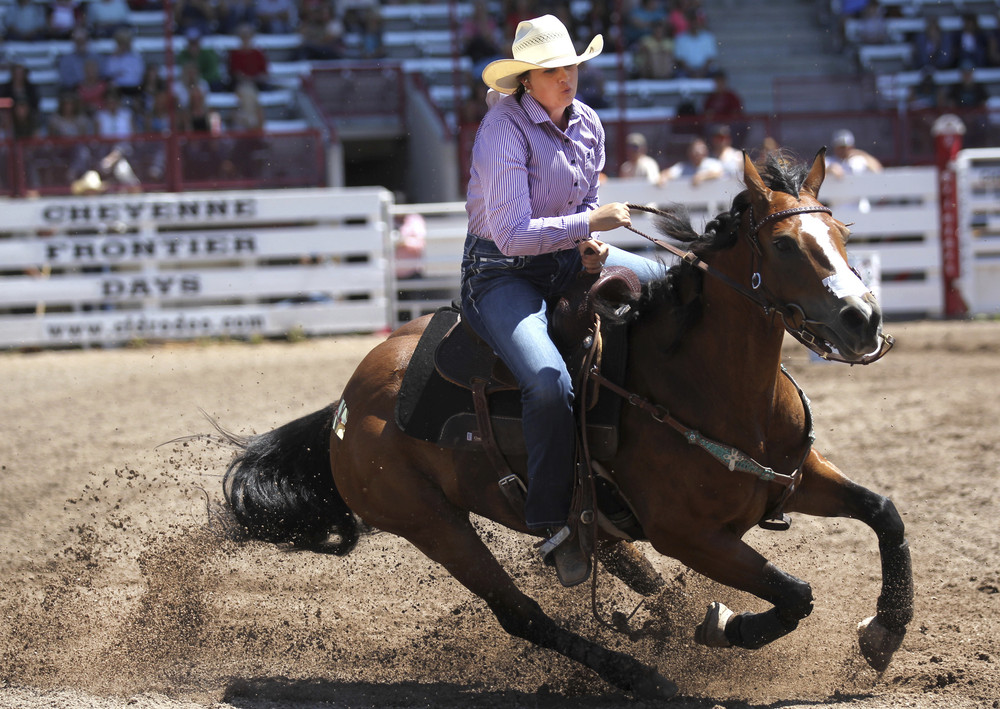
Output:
top-left (839, 304), bottom-right (869, 333)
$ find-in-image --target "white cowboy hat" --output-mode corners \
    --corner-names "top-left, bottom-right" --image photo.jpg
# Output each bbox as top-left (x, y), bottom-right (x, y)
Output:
top-left (481, 15), bottom-right (603, 95)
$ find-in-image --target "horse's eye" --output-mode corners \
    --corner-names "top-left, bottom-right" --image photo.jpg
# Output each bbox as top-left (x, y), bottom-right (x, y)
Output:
top-left (772, 236), bottom-right (796, 253)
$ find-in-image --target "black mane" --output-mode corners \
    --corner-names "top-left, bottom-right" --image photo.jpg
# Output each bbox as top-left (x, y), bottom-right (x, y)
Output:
top-left (599, 150), bottom-right (811, 351)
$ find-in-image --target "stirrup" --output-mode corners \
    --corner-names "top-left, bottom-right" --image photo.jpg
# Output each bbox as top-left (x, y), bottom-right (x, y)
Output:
top-left (537, 525), bottom-right (572, 558)
top-left (537, 525), bottom-right (591, 588)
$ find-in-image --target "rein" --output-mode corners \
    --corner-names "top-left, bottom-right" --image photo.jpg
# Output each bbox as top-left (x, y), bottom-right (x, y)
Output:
top-left (623, 203), bottom-right (894, 365)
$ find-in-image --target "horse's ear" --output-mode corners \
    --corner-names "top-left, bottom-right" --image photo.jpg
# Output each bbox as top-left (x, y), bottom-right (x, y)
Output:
top-left (802, 147), bottom-right (827, 199)
top-left (742, 150), bottom-right (771, 207)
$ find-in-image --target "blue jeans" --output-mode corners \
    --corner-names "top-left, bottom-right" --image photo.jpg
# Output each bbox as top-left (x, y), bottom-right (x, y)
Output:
top-left (460, 234), bottom-right (667, 529)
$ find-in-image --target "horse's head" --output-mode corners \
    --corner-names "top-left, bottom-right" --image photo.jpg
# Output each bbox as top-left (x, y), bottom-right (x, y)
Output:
top-left (740, 150), bottom-right (891, 364)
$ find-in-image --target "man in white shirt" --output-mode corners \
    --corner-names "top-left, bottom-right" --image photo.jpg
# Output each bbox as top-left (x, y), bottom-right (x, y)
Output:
top-left (618, 132), bottom-right (661, 184)
top-left (660, 137), bottom-right (723, 186)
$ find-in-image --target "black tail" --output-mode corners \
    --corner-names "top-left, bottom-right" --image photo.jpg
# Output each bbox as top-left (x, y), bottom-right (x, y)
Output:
top-left (219, 403), bottom-right (359, 555)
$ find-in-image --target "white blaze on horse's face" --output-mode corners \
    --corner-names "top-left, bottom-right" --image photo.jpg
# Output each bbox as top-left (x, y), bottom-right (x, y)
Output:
top-left (798, 213), bottom-right (870, 303)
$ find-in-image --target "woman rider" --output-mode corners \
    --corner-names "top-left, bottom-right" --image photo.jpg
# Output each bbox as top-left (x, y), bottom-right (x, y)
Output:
top-left (461, 15), bottom-right (667, 586)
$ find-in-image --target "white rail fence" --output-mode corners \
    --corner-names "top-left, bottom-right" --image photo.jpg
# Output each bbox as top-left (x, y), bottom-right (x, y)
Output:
top-left (0, 159), bottom-right (996, 349)
top-left (0, 188), bottom-right (392, 348)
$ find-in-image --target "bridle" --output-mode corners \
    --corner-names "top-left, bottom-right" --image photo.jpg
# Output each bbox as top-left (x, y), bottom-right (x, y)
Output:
top-left (625, 202), bottom-right (894, 365)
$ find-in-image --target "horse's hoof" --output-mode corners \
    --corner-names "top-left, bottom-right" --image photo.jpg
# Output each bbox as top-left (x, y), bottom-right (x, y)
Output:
top-left (630, 669), bottom-right (679, 700)
top-left (857, 615), bottom-right (905, 672)
top-left (694, 601), bottom-right (734, 648)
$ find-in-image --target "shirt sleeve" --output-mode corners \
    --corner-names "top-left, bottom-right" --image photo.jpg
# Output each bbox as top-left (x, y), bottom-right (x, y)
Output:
top-left (472, 114), bottom-right (591, 256)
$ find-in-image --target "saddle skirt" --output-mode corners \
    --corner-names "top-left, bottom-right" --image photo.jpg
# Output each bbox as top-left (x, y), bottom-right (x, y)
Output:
top-left (394, 267), bottom-right (640, 460)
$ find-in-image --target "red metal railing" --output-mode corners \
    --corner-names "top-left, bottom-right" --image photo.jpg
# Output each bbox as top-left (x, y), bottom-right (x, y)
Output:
top-left (0, 130), bottom-right (326, 197)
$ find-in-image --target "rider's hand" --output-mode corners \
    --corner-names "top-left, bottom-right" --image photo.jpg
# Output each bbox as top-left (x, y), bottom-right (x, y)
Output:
top-left (578, 239), bottom-right (609, 274)
top-left (588, 202), bottom-right (631, 233)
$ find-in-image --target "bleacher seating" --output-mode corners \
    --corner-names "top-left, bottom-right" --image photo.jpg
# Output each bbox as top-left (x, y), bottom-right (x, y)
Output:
top-left (840, 2), bottom-right (1000, 107)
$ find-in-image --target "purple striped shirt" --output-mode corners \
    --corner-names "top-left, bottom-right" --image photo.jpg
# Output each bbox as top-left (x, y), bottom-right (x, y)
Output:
top-left (465, 92), bottom-right (605, 256)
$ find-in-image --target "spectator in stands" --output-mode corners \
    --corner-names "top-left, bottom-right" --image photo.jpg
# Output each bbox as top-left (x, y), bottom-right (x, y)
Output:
top-left (58, 27), bottom-right (102, 91)
top-left (394, 212), bottom-right (427, 280)
top-left (758, 135), bottom-right (781, 163)
top-left (825, 129), bottom-right (882, 179)
top-left (141, 87), bottom-right (176, 134)
top-left (228, 24), bottom-right (271, 90)
top-left (576, 58), bottom-right (608, 108)
top-left (47, 0), bottom-right (82, 40)
top-left (92, 89), bottom-right (142, 193)
top-left (95, 88), bottom-right (135, 138)
top-left (633, 19), bottom-right (676, 80)
top-left (298, 2), bottom-right (344, 61)
top-left (666, 0), bottom-right (691, 37)
top-left (502, 0), bottom-right (534, 42)
top-left (179, 27), bottom-right (225, 91)
top-left (0, 63), bottom-right (40, 114)
top-left (6, 99), bottom-right (40, 140)
top-left (579, 0), bottom-right (614, 47)
top-left (43, 91), bottom-right (94, 191)
top-left (626, 0), bottom-right (668, 48)
top-left (910, 17), bottom-right (954, 71)
top-left (358, 7), bottom-right (385, 59)
top-left (4, 0), bottom-right (47, 41)
top-left (854, 0), bottom-right (889, 45)
top-left (463, 1), bottom-right (504, 78)
top-left (907, 67), bottom-right (944, 111)
top-left (701, 70), bottom-right (743, 122)
top-left (256, 0), bottom-right (298, 34)
top-left (181, 84), bottom-right (220, 133)
top-left (47, 91), bottom-right (94, 137)
top-left (103, 28), bottom-right (146, 101)
top-left (175, 0), bottom-right (216, 37)
top-left (77, 58), bottom-right (109, 114)
top-left (944, 62), bottom-right (989, 110)
top-left (660, 136), bottom-right (722, 186)
top-left (707, 124), bottom-right (741, 179)
top-left (85, 0), bottom-right (131, 38)
top-left (830, 0), bottom-right (870, 52)
top-left (952, 14), bottom-right (991, 69)
top-left (137, 63), bottom-right (165, 116)
top-left (217, 0), bottom-right (257, 35)
top-left (618, 132), bottom-right (660, 183)
top-left (231, 79), bottom-right (264, 131)
top-left (673, 12), bottom-right (718, 78)
top-left (172, 60), bottom-right (210, 111)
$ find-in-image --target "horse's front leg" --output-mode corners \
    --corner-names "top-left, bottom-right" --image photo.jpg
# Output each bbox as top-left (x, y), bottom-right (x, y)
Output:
top-left (659, 531), bottom-right (816, 652)
top-left (784, 449), bottom-right (913, 671)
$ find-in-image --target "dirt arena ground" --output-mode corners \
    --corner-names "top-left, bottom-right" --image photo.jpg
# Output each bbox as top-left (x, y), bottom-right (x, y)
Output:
top-left (1, 319), bottom-right (998, 709)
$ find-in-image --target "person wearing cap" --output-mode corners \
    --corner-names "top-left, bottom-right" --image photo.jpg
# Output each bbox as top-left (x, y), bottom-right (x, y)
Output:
top-left (825, 129), bottom-right (882, 179)
top-left (179, 26), bottom-right (225, 91)
top-left (464, 14), bottom-right (667, 588)
top-left (619, 132), bottom-right (660, 183)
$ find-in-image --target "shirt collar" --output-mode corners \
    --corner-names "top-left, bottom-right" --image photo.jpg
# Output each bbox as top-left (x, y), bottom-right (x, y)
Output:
top-left (521, 92), bottom-right (578, 128)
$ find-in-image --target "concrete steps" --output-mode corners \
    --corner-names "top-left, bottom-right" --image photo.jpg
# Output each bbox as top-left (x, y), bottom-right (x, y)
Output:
top-left (702, 0), bottom-right (856, 115)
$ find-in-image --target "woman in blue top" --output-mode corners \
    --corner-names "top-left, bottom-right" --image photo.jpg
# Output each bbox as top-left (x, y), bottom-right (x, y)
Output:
top-left (462, 15), bottom-right (667, 587)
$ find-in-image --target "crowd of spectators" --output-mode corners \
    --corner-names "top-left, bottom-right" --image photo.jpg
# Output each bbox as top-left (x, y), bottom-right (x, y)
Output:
top-left (839, 0), bottom-right (1000, 112)
top-left (1, 0), bottom-right (747, 188)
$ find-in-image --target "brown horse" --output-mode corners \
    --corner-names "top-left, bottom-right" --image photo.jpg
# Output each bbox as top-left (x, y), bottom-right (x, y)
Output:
top-left (218, 151), bottom-right (912, 699)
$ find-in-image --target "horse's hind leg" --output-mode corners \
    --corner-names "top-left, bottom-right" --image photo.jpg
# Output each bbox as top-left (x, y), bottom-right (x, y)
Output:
top-left (784, 450), bottom-right (913, 671)
top-left (383, 503), bottom-right (677, 698)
